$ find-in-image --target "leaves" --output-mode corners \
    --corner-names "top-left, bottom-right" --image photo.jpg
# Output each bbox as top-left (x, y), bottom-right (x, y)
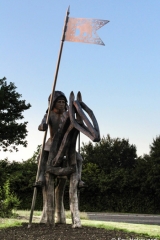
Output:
top-left (80, 135), bottom-right (160, 213)
top-left (0, 77), bottom-right (31, 151)
top-left (0, 179), bottom-right (21, 217)
top-left (81, 134), bottom-right (137, 171)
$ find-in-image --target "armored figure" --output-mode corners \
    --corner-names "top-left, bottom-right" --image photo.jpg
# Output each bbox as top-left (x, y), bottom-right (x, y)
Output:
top-left (35, 91), bottom-right (85, 188)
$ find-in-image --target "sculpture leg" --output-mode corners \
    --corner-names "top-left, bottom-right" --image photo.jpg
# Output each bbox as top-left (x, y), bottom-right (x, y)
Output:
top-left (69, 169), bottom-right (81, 228)
top-left (76, 152), bottom-right (86, 188)
top-left (55, 176), bottom-right (67, 223)
top-left (68, 130), bottom-right (81, 228)
top-left (76, 152), bottom-right (82, 181)
top-left (39, 151), bottom-right (50, 223)
top-left (40, 172), bottom-right (55, 226)
top-left (36, 151), bottom-right (48, 187)
top-left (40, 184), bottom-right (47, 223)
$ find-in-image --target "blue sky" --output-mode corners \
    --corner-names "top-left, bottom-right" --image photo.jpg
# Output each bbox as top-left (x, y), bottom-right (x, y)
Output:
top-left (1, 0), bottom-right (160, 161)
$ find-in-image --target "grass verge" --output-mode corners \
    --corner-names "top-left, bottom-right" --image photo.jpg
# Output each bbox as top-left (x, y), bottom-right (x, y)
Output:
top-left (0, 211), bottom-right (160, 239)
top-left (79, 220), bottom-right (160, 239)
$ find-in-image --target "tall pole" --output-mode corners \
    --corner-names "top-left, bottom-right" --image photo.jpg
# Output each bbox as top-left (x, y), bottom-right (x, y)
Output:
top-left (78, 133), bottom-right (80, 154)
top-left (28, 6), bottom-right (70, 228)
top-left (78, 132), bottom-right (80, 208)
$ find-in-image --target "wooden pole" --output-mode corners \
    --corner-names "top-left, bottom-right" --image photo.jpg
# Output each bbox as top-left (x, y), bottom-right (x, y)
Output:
top-left (78, 133), bottom-right (80, 154)
top-left (28, 6), bottom-right (70, 228)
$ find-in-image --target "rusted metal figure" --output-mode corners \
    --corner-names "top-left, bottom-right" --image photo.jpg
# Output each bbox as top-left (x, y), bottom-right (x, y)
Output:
top-left (37, 91), bottom-right (100, 228)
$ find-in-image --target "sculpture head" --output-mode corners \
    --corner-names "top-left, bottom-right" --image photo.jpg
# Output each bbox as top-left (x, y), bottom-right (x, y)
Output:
top-left (54, 96), bottom-right (66, 113)
top-left (47, 91), bottom-right (68, 113)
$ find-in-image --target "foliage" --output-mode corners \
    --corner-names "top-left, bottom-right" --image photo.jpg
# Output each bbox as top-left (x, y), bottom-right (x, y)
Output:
top-left (146, 136), bottom-right (160, 199)
top-left (150, 135), bottom-right (160, 158)
top-left (1, 135), bottom-right (160, 214)
top-left (0, 77), bottom-right (31, 152)
top-left (80, 135), bottom-right (160, 213)
top-left (0, 180), bottom-right (21, 218)
top-left (81, 134), bottom-right (137, 172)
top-left (0, 145), bottom-right (42, 210)
top-left (6, 149), bottom-right (41, 209)
top-left (0, 158), bottom-right (10, 186)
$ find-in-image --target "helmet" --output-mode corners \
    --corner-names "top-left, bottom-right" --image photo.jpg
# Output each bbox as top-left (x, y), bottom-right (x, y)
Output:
top-left (47, 91), bottom-right (68, 111)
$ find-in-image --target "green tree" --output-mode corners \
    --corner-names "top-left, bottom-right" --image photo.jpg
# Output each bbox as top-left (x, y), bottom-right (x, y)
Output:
top-left (147, 136), bottom-right (160, 199)
top-left (80, 135), bottom-right (138, 212)
top-left (81, 134), bottom-right (137, 172)
top-left (0, 77), bottom-right (31, 152)
top-left (149, 135), bottom-right (160, 159)
top-left (0, 145), bottom-right (42, 210)
top-left (0, 158), bottom-right (10, 185)
top-left (4, 145), bottom-right (42, 210)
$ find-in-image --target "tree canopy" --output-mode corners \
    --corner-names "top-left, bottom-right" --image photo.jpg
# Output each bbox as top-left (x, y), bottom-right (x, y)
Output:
top-left (1, 136), bottom-right (160, 213)
top-left (79, 135), bottom-right (160, 213)
top-left (0, 77), bottom-right (31, 152)
top-left (81, 134), bottom-right (137, 171)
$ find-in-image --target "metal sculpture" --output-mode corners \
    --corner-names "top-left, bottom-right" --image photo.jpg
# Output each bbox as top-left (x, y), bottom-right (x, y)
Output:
top-left (28, 7), bottom-right (107, 228)
top-left (38, 91), bottom-right (100, 228)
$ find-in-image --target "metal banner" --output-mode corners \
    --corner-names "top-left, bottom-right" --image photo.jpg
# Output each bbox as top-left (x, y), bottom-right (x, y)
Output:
top-left (65, 18), bottom-right (109, 46)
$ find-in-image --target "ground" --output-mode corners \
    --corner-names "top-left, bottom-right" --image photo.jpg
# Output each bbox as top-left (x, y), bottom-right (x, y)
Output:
top-left (0, 223), bottom-right (150, 240)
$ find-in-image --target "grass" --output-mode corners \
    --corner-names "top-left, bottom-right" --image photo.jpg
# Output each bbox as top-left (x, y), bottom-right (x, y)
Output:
top-left (0, 210), bottom-right (160, 239)
top-left (0, 218), bottom-right (25, 229)
top-left (80, 220), bottom-right (160, 239)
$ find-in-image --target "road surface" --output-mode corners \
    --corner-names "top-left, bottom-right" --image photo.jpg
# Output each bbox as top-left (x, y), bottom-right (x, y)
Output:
top-left (87, 212), bottom-right (160, 225)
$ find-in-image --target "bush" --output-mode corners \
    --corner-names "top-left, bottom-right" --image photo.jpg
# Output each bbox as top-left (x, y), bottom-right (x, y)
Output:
top-left (0, 180), bottom-right (21, 217)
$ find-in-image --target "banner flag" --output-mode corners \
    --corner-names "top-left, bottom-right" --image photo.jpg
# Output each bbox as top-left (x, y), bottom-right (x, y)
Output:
top-left (65, 18), bottom-right (109, 46)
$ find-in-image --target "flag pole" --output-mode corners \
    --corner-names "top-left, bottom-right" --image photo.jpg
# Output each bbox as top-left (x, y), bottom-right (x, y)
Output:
top-left (28, 6), bottom-right (70, 228)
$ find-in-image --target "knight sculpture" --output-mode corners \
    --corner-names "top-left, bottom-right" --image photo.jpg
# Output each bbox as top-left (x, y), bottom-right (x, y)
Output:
top-left (33, 90), bottom-right (100, 228)
top-left (35, 91), bottom-right (85, 188)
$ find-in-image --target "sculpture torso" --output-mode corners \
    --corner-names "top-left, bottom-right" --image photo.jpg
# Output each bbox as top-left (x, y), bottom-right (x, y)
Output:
top-left (39, 95), bottom-right (67, 151)
top-left (49, 111), bottom-right (64, 138)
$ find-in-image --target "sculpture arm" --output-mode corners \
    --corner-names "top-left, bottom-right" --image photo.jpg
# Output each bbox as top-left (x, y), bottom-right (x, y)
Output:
top-left (38, 114), bottom-right (48, 131)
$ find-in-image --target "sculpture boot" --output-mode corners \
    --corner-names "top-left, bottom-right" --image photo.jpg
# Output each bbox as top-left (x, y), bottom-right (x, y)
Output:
top-left (78, 180), bottom-right (87, 189)
top-left (33, 151), bottom-right (49, 187)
